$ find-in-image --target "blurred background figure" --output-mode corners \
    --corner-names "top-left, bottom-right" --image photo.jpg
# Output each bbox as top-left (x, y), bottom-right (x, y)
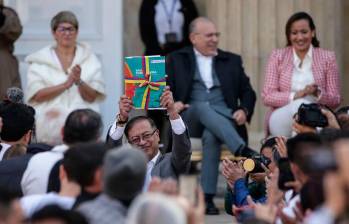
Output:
top-left (30, 205), bottom-right (88, 224)
top-left (0, 0), bottom-right (22, 100)
top-left (25, 10), bottom-right (106, 144)
top-left (126, 193), bottom-right (187, 224)
top-left (0, 187), bottom-right (25, 224)
top-left (336, 106), bottom-right (349, 130)
top-left (262, 12), bottom-right (341, 137)
top-left (139, 0), bottom-right (198, 56)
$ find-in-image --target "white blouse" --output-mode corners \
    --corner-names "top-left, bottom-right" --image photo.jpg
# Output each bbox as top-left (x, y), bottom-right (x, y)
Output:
top-left (289, 45), bottom-right (317, 102)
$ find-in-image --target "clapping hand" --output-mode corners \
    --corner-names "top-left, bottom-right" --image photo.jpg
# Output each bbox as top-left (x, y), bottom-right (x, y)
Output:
top-left (222, 158), bottom-right (246, 188)
top-left (71, 65), bottom-right (82, 84)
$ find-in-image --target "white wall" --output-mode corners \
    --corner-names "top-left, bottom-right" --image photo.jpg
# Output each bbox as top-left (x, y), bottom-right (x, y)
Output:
top-left (6, 0), bottom-right (123, 136)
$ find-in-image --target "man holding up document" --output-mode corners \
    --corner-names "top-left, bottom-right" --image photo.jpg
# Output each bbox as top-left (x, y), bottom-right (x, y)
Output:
top-left (107, 86), bottom-right (191, 191)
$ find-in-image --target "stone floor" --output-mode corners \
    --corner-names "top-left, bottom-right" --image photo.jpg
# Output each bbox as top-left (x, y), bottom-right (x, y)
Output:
top-left (205, 198), bottom-right (237, 224)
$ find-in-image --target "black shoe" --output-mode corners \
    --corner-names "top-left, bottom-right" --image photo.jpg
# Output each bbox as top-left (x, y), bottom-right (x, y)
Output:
top-left (235, 146), bottom-right (258, 158)
top-left (205, 200), bottom-right (220, 215)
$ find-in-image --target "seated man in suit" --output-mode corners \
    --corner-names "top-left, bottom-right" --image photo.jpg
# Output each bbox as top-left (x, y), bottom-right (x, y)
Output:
top-left (166, 17), bottom-right (257, 214)
top-left (107, 87), bottom-right (191, 190)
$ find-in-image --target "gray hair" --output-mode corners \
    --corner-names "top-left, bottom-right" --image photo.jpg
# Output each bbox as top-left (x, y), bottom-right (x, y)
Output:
top-left (103, 145), bottom-right (147, 201)
top-left (126, 193), bottom-right (187, 224)
top-left (189, 17), bottom-right (214, 34)
top-left (51, 11), bottom-right (79, 31)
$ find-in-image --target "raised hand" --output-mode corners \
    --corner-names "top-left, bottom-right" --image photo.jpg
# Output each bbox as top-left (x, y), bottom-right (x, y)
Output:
top-left (160, 86), bottom-right (179, 119)
top-left (118, 95), bottom-right (133, 122)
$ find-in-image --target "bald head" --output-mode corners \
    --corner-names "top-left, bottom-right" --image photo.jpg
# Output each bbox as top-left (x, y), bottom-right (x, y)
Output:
top-left (189, 17), bottom-right (215, 34)
top-left (189, 17), bottom-right (219, 56)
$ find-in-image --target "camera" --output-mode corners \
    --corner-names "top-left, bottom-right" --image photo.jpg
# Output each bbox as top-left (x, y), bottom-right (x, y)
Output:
top-left (243, 154), bottom-right (271, 173)
top-left (297, 103), bottom-right (328, 127)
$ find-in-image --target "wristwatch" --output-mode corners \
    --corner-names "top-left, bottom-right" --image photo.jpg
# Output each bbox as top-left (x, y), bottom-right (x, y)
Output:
top-left (116, 114), bottom-right (128, 126)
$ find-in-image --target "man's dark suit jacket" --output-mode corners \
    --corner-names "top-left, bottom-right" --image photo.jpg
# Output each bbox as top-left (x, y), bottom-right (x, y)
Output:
top-left (106, 129), bottom-right (192, 179)
top-left (0, 154), bottom-right (32, 196)
top-left (166, 47), bottom-right (257, 141)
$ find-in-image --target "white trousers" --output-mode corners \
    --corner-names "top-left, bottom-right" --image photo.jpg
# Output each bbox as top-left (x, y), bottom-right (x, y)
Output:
top-left (269, 98), bottom-right (314, 137)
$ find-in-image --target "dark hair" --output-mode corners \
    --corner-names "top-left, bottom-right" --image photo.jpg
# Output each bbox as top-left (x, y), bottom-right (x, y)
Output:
top-left (318, 128), bottom-right (342, 146)
top-left (30, 205), bottom-right (88, 224)
top-left (0, 102), bottom-right (35, 141)
top-left (260, 137), bottom-right (277, 154)
top-left (63, 143), bottom-right (108, 188)
top-left (285, 12), bottom-right (320, 47)
top-left (63, 109), bottom-right (102, 144)
top-left (0, 187), bottom-right (19, 220)
top-left (335, 106), bottom-right (349, 130)
top-left (286, 133), bottom-right (322, 167)
top-left (336, 106), bottom-right (349, 116)
top-left (300, 175), bottom-right (324, 211)
top-left (124, 116), bottom-right (157, 139)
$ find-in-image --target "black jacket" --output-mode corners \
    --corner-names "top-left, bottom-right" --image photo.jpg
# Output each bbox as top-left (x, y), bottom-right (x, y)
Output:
top-left (166, 47), bottom-right (257, 141)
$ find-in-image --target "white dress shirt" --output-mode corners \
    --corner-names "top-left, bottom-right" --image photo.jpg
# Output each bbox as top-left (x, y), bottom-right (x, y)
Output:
top-left (289, 45), bottom-right (317, 101)
top-left (108, 116), bottom-right (186, 141)
top-left (143, 151), bottom-right (161, 192)
top-left (21, 144), bottom-right (69, 195)
top-left (20, 192), bottom-right (75, 218)
top-left (194, 48), bottom-right (214, 89)
top-left (155, 0), bottom-right (184, 45)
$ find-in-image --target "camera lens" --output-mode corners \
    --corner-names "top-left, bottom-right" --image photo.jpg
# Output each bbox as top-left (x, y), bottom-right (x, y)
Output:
top-left (243, 159), bottom-right (255, 172)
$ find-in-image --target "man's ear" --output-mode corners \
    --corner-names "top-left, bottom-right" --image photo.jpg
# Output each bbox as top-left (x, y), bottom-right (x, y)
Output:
top-left (189, 32), bottom-right (196, 45)
top-left (23, 130), bottom-right (32, 145)
top-left (93, 168), bottom-right (103, 190)
top-left (59, 164), bottom-right (67, 181)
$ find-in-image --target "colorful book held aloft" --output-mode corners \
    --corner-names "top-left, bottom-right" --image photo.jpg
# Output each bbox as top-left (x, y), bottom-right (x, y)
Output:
top-left (124, 55), bottom-right (166, 109)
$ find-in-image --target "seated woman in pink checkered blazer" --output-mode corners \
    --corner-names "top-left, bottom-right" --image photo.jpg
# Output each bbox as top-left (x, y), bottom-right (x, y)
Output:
top-left (262, 12), bottom-right (341, 137)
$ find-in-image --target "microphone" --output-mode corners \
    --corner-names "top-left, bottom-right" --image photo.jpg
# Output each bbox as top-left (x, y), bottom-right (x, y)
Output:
top-left (5, 87), bottom-right (24, 103)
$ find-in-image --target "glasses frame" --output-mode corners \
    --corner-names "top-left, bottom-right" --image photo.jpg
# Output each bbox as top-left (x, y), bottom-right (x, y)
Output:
top-left (128, 129), bottom-right (158, 145)
top-left (56, 26), bottom-right (77, 34)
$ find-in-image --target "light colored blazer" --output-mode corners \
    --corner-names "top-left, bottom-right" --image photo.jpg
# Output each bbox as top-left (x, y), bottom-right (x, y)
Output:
top-left (262, 46), bottom-right (341, 133)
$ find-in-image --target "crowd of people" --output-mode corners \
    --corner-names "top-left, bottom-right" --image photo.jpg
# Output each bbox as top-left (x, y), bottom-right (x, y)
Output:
top-left (0, 1), bottom-right (348, 224)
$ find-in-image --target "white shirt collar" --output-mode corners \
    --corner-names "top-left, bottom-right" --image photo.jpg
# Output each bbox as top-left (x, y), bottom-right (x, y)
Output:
top-left (293, 45), bottom-right (313, 66)
top-left (51, 144), bottom-right (69, 153)
top-left (193, 47), bottom-right (216, 59)
top-left (0, 142), bottom-right (12, 160)
top-left (149, 151), bottom-right (161, 166)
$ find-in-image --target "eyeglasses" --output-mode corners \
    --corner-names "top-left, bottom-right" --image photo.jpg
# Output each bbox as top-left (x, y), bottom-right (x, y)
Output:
top-left (56, 26), bottom-right (77, 34)
top-left (195, 32), bottom-right (220, 38)
top-left (129, 129), bottom-right (157, 145)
